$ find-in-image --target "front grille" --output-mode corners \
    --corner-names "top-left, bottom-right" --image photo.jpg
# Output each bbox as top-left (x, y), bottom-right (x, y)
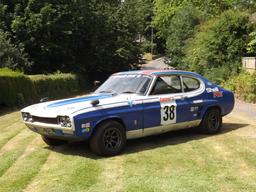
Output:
top-left (32, 116), bottom-right (58, 124)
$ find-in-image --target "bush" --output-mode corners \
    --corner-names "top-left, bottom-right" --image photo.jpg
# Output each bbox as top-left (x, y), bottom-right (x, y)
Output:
top-left (0, 68), bottom-right (83, 107)
top-left (0, 68), bottom-right (33, 107)
top-left (222, 72), bottom-right (256, 103)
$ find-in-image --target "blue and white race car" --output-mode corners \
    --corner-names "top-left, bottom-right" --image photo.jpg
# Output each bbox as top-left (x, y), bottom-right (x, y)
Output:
top-left (21, 70), bottom-right (234, 156)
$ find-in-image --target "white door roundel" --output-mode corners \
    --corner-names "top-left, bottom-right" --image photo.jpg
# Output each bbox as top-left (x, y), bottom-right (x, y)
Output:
top-left (160, 99), bottom-right (177, 125)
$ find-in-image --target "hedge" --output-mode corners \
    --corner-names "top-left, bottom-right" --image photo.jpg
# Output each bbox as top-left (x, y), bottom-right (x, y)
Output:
top-left (222, 71), bottom-right (256, 103)
top-left (0, 68), bottom-right (83, 107)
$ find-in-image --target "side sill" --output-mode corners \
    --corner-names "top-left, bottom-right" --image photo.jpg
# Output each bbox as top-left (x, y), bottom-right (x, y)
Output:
top-left (126, 120), bottom-right (201, 139)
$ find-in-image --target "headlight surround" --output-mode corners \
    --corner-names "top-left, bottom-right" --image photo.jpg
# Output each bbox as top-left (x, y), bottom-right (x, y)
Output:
top-left (57, 116), bottom-right (72, 127)
top-left (22, 112), bottom-right (33, 122)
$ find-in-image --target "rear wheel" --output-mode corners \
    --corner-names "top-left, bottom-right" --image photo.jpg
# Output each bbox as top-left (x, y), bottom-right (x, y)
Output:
top-left (41, 135), bottom-right (67, 146)
top-left (198, 108), bottom-right (222, 134)
top-left (90, 120), bottom-right (126, 156)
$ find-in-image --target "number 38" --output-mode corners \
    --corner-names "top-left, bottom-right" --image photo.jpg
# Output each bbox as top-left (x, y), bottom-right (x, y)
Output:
top-left (163, 105), bottom-right (175, 121)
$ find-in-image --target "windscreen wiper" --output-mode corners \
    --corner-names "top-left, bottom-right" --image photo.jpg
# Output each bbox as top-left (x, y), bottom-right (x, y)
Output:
top-left (121, 91), bottom-right (136, 94)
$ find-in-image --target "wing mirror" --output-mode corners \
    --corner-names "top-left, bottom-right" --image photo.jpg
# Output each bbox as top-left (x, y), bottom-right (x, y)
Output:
top-left (40, 97), bottom-right (49, 103)
top-left (94, 80), bottom-right (101, 87)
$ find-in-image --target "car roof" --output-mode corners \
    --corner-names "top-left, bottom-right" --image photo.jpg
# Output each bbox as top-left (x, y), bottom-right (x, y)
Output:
top-left (114, 70), bottom-right (202, 77)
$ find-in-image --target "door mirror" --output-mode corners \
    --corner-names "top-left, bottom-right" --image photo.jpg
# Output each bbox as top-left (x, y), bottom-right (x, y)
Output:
top-left (94, 80), bottom-right (101, 87)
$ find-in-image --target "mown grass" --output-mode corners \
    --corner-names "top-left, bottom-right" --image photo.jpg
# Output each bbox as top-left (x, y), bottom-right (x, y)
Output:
top-left (0, 111), bottom-right (256, 192)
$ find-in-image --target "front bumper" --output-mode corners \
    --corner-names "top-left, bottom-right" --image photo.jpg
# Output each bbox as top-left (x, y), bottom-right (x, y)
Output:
top-left (24, 121), bottom-right (78, 140)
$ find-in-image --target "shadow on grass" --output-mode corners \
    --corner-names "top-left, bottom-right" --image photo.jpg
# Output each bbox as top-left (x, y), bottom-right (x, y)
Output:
top-left (0, 106), bottom-right (19, 116)
top-left (46, 122), bottom-right (248, 159)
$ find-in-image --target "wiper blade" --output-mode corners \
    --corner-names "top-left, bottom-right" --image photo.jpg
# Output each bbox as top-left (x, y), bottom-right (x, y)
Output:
top-left (121, 91), bottom-right (136, 94)
top-left (98, 90), bottom-right (117, 95)
top-left (99, 91), bottom-right (113, 93)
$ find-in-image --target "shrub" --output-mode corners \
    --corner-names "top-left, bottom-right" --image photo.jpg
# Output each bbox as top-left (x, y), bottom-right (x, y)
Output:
top-left (222, 72), bottom-right (256, 103)
top-left (28, 73), bottom-right (79, 101)
top-left (0, 68), bottom-right (83, 107)
top-left (0, 68), bottom-right (33, 107)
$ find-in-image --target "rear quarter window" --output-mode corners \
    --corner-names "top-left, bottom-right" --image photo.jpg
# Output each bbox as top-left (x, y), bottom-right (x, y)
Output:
top-left (182, 76), bottom-right (200, 92)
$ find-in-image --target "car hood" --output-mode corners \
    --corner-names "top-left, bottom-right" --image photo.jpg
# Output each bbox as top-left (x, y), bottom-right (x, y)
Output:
top-left (21, 93), bottom-right (144, 118)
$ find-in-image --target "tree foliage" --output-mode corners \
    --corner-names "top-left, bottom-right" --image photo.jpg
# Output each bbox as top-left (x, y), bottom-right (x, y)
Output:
top-left (0, 0), bottom-right (152, 76)
top-left (165, 4), bottom-right (204, 68)
top-left (0, 31), bottom-right (31, 71)
top-left (184, 10), bottom-right (252, 83)
top-left (153, 0), bottom-right (232, 39)
top-left (246, 31), bottom-right (256, 55)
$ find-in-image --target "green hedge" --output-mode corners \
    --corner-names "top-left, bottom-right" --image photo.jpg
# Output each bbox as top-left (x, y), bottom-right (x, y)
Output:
top-left (222, 72), bottom-right (256, 103)
top-left (0, 68), bottom-right (82, 107)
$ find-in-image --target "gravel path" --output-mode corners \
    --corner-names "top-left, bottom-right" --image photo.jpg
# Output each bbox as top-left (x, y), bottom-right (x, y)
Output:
top-left (233, 99), bottom-right (256, 120)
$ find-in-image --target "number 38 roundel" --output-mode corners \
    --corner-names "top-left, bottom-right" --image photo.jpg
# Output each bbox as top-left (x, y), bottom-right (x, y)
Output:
top-left (160, 100), bottom-right (177, 125)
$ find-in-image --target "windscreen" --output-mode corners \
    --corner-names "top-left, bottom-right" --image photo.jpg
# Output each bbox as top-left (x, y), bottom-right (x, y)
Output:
top-left (94, 74), bottom-right (152, 95)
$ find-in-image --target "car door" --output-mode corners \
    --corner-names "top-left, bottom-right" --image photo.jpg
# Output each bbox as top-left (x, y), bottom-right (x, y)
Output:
top-left (143, 74), bottom-right (190, 134)
top-left (180, 75), bottom-right (205, 122)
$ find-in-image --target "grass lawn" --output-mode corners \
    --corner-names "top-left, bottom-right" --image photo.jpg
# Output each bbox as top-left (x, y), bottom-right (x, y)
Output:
top-left (0, 110), bottom-right (256, 192)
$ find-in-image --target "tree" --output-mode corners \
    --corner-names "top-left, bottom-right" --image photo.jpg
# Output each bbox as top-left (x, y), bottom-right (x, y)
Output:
top-left (183, 10), bottom-right (252, 83)
top-left (165, 4), bottom-right (204, 68)
top-left (152, 0), bottom-right (232, 39)
top-left (0, 31), bottom-right (31, 71)
top-left (0, 0), bottom-right (152, 76)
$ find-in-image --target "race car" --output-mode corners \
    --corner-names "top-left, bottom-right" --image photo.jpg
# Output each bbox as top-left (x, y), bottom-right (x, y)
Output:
top-left (21, 70), bottom-right (234, 156)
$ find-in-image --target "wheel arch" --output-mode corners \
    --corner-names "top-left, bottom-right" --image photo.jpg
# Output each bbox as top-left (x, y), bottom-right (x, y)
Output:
top-left (202, 105), bottom-right (222, 118)
top-left (92, 116), bottom-right (127, 135)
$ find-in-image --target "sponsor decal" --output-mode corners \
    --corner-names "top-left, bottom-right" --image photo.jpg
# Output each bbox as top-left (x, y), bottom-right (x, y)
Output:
top-left (213, 91), bottom-right (223, 98)
top-left (190, 106), bottom-right (199, 112)
top-left (160, 97), bottom-right (173, 103)
top-left (127, 100), bottom-right (133, 107)
top-left (206, 87), bottom-right (219, 93)
top-left (206, 87), bottom-right (223, 98)
top-left (81, 122), bottom-right (91, 132)
top-left (81, 122), bottom-right (90, 128)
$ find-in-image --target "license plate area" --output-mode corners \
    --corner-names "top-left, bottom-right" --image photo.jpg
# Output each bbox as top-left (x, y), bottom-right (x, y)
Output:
top-left (32, 127), bottom-right (55, 135)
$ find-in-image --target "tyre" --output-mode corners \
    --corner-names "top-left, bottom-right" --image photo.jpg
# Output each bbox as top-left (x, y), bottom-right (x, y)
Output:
top-left (198, 108), bottom-right (222, 134)
top-left (41, 135), bottom-right (67, 146)
top-left (89, 120), bottom-right (126, 156)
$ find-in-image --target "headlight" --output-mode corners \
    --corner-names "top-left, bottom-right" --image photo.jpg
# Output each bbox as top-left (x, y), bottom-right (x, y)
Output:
top-left (57, 116), bottom-right (72, 127)
top-left (22, 112), bottom-right (33, 122)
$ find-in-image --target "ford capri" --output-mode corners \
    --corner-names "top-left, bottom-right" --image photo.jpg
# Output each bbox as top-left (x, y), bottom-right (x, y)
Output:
top-left (21, 70), bottom-right (234, 156)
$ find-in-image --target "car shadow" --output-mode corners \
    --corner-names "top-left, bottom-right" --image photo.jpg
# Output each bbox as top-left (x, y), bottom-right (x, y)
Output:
top-left (45, 122), bottom-right (248, 159)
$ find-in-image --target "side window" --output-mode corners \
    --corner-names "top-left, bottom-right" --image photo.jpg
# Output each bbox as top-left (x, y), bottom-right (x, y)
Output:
top-left (182, 76), bottom-right (200, 92)
top-left (150, 75), bottom-right (182, 95)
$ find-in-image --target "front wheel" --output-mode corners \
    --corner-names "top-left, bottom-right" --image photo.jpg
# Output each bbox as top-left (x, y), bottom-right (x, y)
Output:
top-left (89, 120), bottom-right (126, 156)
top-left (198, 108), bottom-right (222, 134)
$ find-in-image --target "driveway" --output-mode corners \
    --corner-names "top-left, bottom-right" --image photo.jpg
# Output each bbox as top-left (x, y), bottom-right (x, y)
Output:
top-left (141, 57), bottom-right (172, 70)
